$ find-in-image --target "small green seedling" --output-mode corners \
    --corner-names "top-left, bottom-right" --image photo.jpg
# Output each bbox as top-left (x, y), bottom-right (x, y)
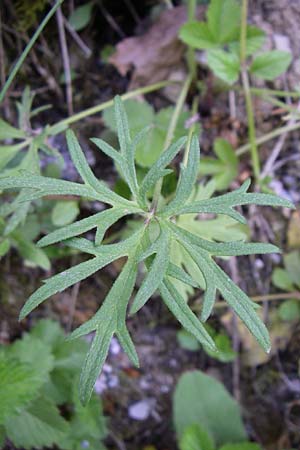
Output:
top-left (0, 97), bottom-right (293, 404)
top-left (180, 0), bottom-right (292, 85)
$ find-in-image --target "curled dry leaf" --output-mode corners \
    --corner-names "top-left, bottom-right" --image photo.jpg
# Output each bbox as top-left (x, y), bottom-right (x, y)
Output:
top-left (109, 6), bottom-right (205, 88)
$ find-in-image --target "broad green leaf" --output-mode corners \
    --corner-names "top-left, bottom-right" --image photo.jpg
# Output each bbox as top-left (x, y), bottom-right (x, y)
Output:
top-left (272, 268), bottom-right (294, 291)
top-left (0, 354), bottom-right (42, 424)
top-left (5, 397), bottom-right (69, 450)
top-left (207, 50), bottom-right (240, 85)
top-left (283, 252), bottom-right (300, 287)
top-left (278, 300), bottom-right (300, 322)
top-left (219, 444), bottom-right (262, 450)
top-left (68, 2), bottom-right (93, 31)
top-left (131, 228), bottom-right (170, 314)
top-left (177, 330), bottom-right (201, 351)
top-left (229, 26), bottom-right (266, 56)
top-left (173, 371), bottom-right (247, 445)
top-left (199, 138), bottom-right (238, 190)
top-left (0, 119), bottom-right (26, 140)
top-left (207, 0), bottom-right (241, 44)
top-left (51, 200), bottom-right (79, 227)
top-left (205, 332), bottom-right (237, 363)
top-left (250, 50), bottom-right (292, 80)
top-left (179, 21), bottom-right (217, 49)
top-left (179, 424), bottom-right (215, 450)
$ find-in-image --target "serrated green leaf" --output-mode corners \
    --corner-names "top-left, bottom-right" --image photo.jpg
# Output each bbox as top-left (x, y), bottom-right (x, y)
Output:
top-left (207, 0), bottom-right (241, 44)
top-left (179, 21), bottom-right (217, 49)
top-left (139, 136), bottom-right (187, 205)
top-left (160, 280), bottom-right (216, 350)
top-left (0, 354), bottom-right (42, 424)
top-left (181, 239), bottom-right (270, 351)
top-left (0, 119), bottom-right (26, 140)
top-left (162, 135), bottom-right (200, 216)
top-left (167, 262), bottom-right (199, 288)
top-left (173, 179), bottom-right (294, 221)
top-left (179, 423), bottom-right (215, 450)
top-left (207, 49), bottom-right (240, 84)
top-left (0, 143), bottom-right (24, 171)
top-left (79, 256), bottom-right (139, 404)
top-left (229, 25), bottom-right (266, 56)
top-left (5, 397), bottom-right (69, 450)
top-left (130, 228), bottom-right (170, 314)
top-left (250, 50), bottom-right (292, 80)
top-left (19, 254), bottom-right (117, 319)
top-left (67, 129), bottom-right (130, 206)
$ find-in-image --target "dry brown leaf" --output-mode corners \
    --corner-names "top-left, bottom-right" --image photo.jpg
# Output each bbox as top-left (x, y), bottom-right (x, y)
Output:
top-left (109, 5), bottom-right (204, 88)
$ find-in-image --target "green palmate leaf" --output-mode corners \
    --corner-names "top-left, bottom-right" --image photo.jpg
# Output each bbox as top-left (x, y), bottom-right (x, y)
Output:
top-left (250, 50), bottom-right (292, 80)
top-left (179, 424), bottom-right (215, 450)
top-left (170, 179), bottom-right (294, 222)
top-left (179, 21), bottom-right (217, 49)
top-left (207, 49), bottom-right (240, 84)
top-left (207, 0), bottom-right (241, 44)
top-left (5, 397), bottom-right (69, 450)
top-left (2, 95), bottom-right (292, 403)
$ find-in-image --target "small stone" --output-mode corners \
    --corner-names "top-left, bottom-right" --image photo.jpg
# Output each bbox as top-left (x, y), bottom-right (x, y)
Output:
top-left (128, 399), bottom-right (152, 421)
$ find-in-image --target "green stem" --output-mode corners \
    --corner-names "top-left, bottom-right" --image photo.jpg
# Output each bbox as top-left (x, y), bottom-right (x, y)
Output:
top-left (151, 75), bottom-right (193, 211)
top-left (187, 0), bottom-right (197, 80)
top-left (0, 0), bottom-right (64, 104)
top-left (48, 80), bottom-right (173, 133)
top-left (250, 87), bottom-right (300, 99)
top-left (236, 120), bottom-right (300, 156)
top-left (240, 0), bottom-right (260, 179)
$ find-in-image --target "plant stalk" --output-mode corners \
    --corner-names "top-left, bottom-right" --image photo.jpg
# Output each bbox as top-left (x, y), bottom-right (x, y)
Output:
top-left (240, 0), bottom-right (260, 179)
top-left (187, 0), bottom-right (197, 81)
top-left (0, 0), bottom-right (64, 104)
top-left (48, 80), bottom-right (174, 133)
